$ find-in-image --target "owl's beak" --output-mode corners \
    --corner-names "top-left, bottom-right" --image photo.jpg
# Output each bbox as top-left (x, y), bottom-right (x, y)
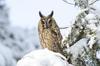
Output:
top-left (45, 21), bottom-right (49, 29)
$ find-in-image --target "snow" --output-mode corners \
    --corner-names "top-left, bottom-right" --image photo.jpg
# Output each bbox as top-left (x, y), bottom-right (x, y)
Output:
top-left (96, 50), bottom-right (100, 60)
top-left (17, 49), bottom-right (74, 66)
top-left (87, 35), bottom-right (96, 49)
top-left (76, 8), bottom-right (88, 17)
top-left (65, 38), bottom-right (88, 58)
top-left (84, 13), bottom-right (99, 49)
top-left (85, 13), bottom-right (97, 20)
top-left (85, 13), bottom-right (98, 32)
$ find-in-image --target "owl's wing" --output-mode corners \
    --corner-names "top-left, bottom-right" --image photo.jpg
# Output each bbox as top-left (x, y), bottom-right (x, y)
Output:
top-left (51, 24), bottom-right (62, 43)
top-left (51, 25), bottom-right (63, 53)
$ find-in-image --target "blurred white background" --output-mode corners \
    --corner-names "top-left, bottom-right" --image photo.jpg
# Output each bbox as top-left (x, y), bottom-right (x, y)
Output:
top-left (6, 0), bottom-right (78, 29)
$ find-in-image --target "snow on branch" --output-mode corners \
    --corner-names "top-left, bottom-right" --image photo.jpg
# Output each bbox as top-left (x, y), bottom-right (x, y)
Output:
top-left (63, 0), bottom-right (100, 6)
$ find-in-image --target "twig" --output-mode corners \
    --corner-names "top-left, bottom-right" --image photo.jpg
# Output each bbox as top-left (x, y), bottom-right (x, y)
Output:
top-left (62, 0), bottom-right (75, 5)
top-left (89, 0), bottom-right (100, 5)
top-left (60, 27), bottom-right (68, 29)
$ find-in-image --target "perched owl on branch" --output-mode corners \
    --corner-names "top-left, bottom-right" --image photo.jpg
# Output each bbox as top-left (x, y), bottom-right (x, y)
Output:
top-left (38, 11), bottom-right (63, 54)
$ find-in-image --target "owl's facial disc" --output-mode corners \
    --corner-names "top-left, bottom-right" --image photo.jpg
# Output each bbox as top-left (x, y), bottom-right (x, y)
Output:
top-left (42, 18), bottom-right (51, 29)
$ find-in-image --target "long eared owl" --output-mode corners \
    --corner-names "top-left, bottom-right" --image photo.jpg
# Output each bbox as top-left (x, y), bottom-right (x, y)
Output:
top-left (38, 11), bottom-right (63, 53)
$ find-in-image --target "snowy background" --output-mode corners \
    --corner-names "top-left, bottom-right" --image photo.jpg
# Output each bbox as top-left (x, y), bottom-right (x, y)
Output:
top-left (0, 0), bottom-right (100, 66)
top-left (6, 0), bottom-right (78, 28)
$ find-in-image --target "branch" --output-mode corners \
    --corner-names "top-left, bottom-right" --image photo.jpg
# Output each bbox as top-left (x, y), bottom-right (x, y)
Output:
top-left (89, 0), bottom-right (100, 5)
top-left (62, 0), bottom-right (75, 5)
top-left (60, 27), bottom-right (68, 29)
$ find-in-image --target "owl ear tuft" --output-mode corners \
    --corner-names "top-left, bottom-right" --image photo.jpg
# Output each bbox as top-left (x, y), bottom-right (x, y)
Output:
top-left (39, 11), bottom-right (44, 18)
top-left (49, 11), bottom-right (54, 17)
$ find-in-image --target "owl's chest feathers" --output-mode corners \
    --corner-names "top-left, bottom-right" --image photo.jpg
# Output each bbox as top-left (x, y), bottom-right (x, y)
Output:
top-left (41, 29), bottom-right (55, 41)
top-left (40, 28), bottom-right (58, 46)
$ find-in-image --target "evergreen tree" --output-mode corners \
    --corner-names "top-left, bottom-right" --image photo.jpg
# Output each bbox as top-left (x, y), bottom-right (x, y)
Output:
top-left (62, 0), bottom-right (100, 66)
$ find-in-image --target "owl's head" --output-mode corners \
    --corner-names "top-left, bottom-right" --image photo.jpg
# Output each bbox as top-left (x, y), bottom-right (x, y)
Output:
top-left (39, 11), bottom-right (54, 29)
